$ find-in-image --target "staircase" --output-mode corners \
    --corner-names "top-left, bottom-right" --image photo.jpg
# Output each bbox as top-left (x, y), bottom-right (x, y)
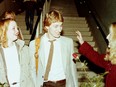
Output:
top-left (16, 12), bottom-right (38, 45)
top-left (15, 0), bottom-right (104, 86)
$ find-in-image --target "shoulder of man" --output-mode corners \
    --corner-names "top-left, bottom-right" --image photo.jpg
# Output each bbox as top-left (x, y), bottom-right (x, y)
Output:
top-left (29, 34), bottom-right (43, 46)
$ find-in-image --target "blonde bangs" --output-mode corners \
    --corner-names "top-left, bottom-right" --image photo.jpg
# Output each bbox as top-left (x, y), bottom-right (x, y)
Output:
top-left (43, 10), bottom-right (63, 32)
top-left (44, 10), bottom-right (63, 26)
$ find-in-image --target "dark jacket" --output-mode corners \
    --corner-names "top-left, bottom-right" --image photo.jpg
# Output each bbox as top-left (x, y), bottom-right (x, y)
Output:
top-left (24, 1), bottom-right (37, 11)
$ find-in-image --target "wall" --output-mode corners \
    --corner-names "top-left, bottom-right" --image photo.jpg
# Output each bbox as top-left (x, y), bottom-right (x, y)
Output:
top-left (0, 1), bottom-right (6, 16)
top-left (0, 0), bottom-right (15, 17)
top-left (89, 0), bottom-right (116, 35)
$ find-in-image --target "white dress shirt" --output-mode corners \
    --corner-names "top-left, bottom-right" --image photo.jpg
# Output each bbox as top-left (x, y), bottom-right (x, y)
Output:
top-left (43, 33), bottom-right (66, 81)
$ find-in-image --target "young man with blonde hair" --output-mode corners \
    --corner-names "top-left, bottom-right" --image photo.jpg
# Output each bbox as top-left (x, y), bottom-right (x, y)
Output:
top-left (29, 10), bottom-right (78, 87)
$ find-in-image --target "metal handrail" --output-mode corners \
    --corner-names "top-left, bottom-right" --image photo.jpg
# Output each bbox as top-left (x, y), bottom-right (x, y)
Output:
top-left (84, 0), bottom-right (108, 45)
top-left (30, 0), bottom-right (51, 41)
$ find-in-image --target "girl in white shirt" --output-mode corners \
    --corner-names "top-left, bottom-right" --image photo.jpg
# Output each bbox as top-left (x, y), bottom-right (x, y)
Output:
top-left (0, 19), bottom-right (34, 87)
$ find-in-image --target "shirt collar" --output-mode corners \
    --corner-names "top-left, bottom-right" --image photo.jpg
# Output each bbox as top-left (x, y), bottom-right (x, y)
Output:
top-left (44, 33), bottom-right (60, 42)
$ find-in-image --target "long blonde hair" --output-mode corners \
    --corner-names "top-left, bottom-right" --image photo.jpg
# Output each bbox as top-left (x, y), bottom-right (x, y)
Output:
top-left (0, 21), bottom-right (4, 44)
top-left (0, 19), bottom-right (15, 48)
top-left (104, 22), bottom-right (116, 64)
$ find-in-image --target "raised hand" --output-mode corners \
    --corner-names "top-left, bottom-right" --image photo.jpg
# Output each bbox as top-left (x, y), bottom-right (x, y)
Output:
top-left (76, 31), bottom-right (84, 44)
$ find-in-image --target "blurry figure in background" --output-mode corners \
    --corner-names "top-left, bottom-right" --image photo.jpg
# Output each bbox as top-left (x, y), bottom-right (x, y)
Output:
top-left (36, 0), bottom-right (44, 15)
top-left (24, 0), bottom-right (37, 34)
top-left (15, 0), bottom-right (24, 14)
top-left (3, 11), bottom-right (24, 40)
top-left (0, 19), bottom-right (34, 87)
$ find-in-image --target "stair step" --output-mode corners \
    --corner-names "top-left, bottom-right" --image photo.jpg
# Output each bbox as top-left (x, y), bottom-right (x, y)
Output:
top-left (78, 82), bottom-right (104, 87)
top-left (25, 40), bottom-right (30, 45)
top-left (63, 22), bottom-right (87, 26)
top-left (74, 47), bottom-right (98, 53)
top-left (17, 21), bottom-right (37, 25)
top-left (16, 15), bottom-right (38, 19)
top-left (64, 20), bottom-right (87, 24)
top-left (23, 35), bottom-right (31, 40)
top-left (50, 3), bottom-right (76, 7)
top-left (64, 17), bottom-right (86, 21)
top-left (62, 31), bottom-right (91, 36)
top-left (74, 41), bottom-right (95, 47)
top-left (63, 23), bottom-right (88, 28)
top-left (65, 35), bottom-right (93, 41)
top-left (63, 14), bottom-right (78, 17)
top-left (63, 27), bottom-right (90, 32)
top-left (19, 26), bottom-right (26, 30)
top-left (19, 29), bottom-right (29, 34)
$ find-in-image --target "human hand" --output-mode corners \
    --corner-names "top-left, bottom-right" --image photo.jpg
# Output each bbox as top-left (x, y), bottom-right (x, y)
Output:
top-left (76, 31), bottom-right (84, 44)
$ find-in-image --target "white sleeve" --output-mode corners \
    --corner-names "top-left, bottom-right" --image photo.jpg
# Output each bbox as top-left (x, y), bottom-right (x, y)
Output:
top-left (29, 40), bottom-right (36, 86)
top-left (70, 39), bottom-right (78, 87)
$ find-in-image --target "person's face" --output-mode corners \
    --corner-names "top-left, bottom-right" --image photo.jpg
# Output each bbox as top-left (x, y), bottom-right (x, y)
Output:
top-left (5, 14), bottom-right (15, 20)
top-left (106, 27), bottom-right (112, 42)
top-left (47, 22), bottom-right (63, 39)
top-left (106, 27), bottom-right (113, 47)
top-left (7, 21), bottom-right (19, 42)
top-left (106, 33), bottom-right (111, 42)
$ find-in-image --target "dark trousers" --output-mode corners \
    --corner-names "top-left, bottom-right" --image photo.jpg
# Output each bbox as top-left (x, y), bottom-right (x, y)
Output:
top-left (25, 10), bottom-right (34, 34)
top-left (43, 79), bottom-right (66, 87)
top-left (24, 1), bottom-right (36, 34)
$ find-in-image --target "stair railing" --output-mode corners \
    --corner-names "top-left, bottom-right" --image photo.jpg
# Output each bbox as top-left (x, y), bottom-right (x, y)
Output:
top-left (85, 0), bottom-right (108, 44)
top-left (30, 0), bottom-right (51, 41)
top-left (76, 0), bottom-right (108, 53)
